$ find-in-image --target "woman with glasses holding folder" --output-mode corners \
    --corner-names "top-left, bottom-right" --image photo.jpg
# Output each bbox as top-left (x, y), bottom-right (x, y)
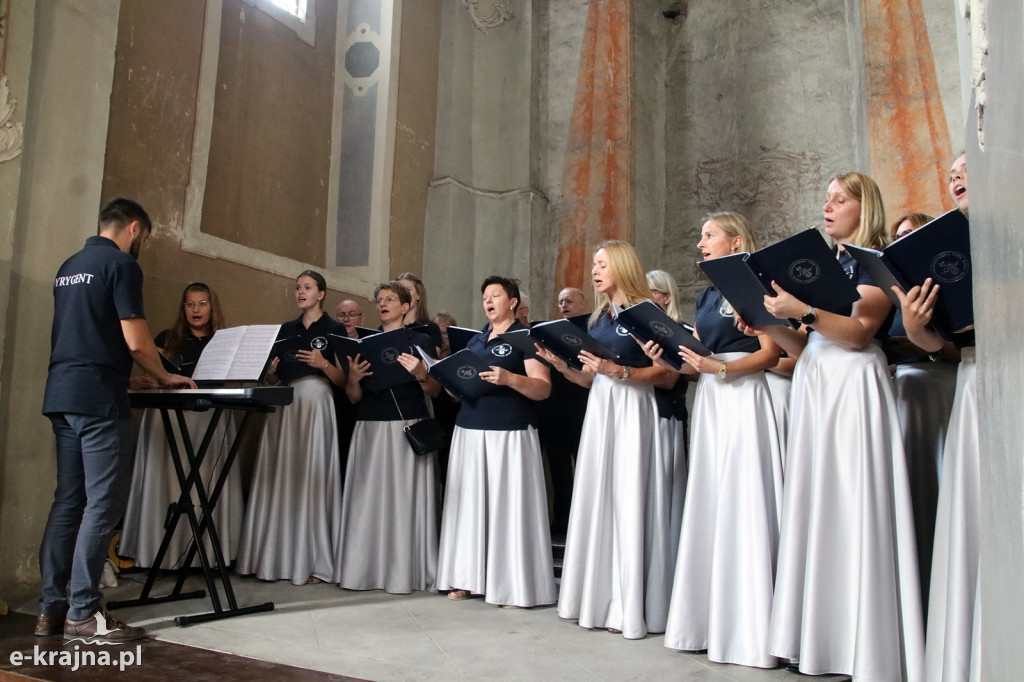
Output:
top-left (120, 282), bottom-right (243, 570)
top-left (544, 240), bottom-right (676, 640)
top-left (435, 276), bottom-right (557, 608)
top-left (236, 270), bottom-right (346, 585)
top-left (659, 213), bottom-right (783, 669)
top-left (333, 281), bottom-right (441, 593)
top-left (752, 173), bottom-right (924, 680)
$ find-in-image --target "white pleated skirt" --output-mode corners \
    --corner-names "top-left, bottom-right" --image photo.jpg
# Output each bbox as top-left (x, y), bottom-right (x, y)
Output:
top-left (893, 360), bottom-right (958, 606)
top-left (435, 425), bottom-right (556, 607)
top-left (235, 376), bottom-right (342, 585)
top-left (664, 353), bottom-right (783, 668)
top-left (120, 409), bottom-right (243, 569)
top-left (765, 370), bottom-right (792, 467)
top-left (768, 333), bottom-right (925, 681)
top-left (557, 374), bottom-right (672, 639)
top-left (925, 348), bottom-right (980, 681)
top-left (333, 419), bottom-right (438, 593)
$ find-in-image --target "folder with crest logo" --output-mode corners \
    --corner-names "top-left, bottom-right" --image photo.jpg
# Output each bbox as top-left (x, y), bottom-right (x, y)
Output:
top-left (843, 209), bottom-right (972, 338)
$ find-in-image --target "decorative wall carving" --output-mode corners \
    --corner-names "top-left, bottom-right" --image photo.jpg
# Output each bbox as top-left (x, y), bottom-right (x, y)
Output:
top-left (461, 0), bottom-right (514, 35)
top-left (0, 75), bottom-right (22, 163)
top-left (959, 0), bottom-right (988, 148)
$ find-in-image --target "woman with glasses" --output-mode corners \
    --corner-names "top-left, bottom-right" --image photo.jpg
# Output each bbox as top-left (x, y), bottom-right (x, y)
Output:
top-left (237, 270), bottom-right (346, 585)
top-left (436, 276), bottom-right (557, 608)
top-left (333, 282), bottom-right (441, 593)
top-left (119, 282), bottom-right (243, 569)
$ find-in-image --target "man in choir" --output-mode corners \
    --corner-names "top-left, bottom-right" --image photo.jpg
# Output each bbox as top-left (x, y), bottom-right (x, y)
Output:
top-left (38, 198), bottom-right (194, 642)
top-left (335, 299), bottom-right (365, 339)
top-left (333, 299), bottom-right (364, 478)
top-left (539, 286), bottom-right (591, 536)
top-left (558, 287), bottom-right (589, 319)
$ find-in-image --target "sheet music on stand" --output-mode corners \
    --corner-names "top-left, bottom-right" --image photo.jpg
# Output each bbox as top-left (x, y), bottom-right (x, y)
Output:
top-left (191, 324), bottom-right (281, 383)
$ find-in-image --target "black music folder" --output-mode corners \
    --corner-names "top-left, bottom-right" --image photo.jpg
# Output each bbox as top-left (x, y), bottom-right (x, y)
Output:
top-left (331, 327), bottom-right (420, 392)
top-left (843, 209), bottom-right (972, 338)
top-left (528, 318), bottom-right (619, 371)
top-left (615, 301), bottom-right (711, 371)
top-left (497, 329), bottom-right (539, 360)
top-left (353, 326), bottom-right (379, 339)
top-left (700, 228), bottom-right (861, 328)
top-left (426, 349), bottom-right (498, 402)
top-left (445, 326), bottom-right (480, 355)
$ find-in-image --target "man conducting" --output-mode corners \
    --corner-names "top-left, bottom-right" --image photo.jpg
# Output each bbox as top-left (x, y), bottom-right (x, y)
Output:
top-left (37, 198), bottom-right (194, 642)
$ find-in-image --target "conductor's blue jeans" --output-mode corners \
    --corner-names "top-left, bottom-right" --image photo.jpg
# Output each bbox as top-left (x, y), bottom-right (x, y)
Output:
top-left (39, 413), bottom-right (131, 621)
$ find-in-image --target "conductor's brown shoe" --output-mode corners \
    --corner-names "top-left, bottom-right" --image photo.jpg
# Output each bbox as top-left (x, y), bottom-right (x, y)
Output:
top-left (34, 609), bottom-right (68, 636)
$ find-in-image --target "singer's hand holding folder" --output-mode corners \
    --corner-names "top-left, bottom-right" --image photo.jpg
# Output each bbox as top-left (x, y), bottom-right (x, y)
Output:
top-left (699, 228), bottom-right (861, 328)
top-left (526, 318), bottom-right (619, 371)
top-left (842, 209), bottom-right (972, 338)
top-left (614, 301), bottom-right (711, 371)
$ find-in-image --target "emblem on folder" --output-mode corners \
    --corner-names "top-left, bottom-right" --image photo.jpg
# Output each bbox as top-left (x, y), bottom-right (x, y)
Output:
top-left (649, 321), bottom-right (672, 339)
top-left (930, 251), bottom-right (969, 283)
top-left (380, 348), bottom-right (399, 364)
top-left (561, 333), bottom-right (582, 347)
top-left (788, 259), bottom-right (820, 284)
top-left (457, 365), bottom-right (477, 380)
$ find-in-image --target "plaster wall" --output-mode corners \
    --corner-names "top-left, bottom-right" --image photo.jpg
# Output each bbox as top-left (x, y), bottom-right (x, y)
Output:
top-left (970, 2), bottom-right (1024, 676)
top-left (423, 1), bottom-right (542, 328)
top-left (0, 0), bottom-right (121, 604)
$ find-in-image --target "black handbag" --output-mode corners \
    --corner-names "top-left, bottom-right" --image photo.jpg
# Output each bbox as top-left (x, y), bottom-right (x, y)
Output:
top-left (390, 389), bottom-right (446, 456)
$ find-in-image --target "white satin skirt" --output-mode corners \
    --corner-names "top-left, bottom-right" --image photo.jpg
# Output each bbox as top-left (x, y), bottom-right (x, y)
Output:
top-left (765, 370), bottom-right (792, 467)
top-left (664, 354), bottom-right (783, 668)
top-left (236, 376), bottom-right (342, 585)
top-left (435, 425), bottom-right (556, 607)
top-left (893, 360), bottom-right (958, 607)
top-left (925, 348), bottom-right (980, 681)
top-left (120, 409), bottom-right (243, 569)
top-left (768, 333), bottom-right (924, 681)
top-left (557, 374), bottom-right (672, 639)
top-left (333, 419), bottom-right (438, 593)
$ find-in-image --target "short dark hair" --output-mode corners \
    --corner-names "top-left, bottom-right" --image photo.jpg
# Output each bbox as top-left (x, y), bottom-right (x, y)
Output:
top-left (374, 280), bottom-right (412, 305)
top-left (480, 276), bottom-right (521, 312)
top-left (98, 197), bottom-right (152, 234)
top-left (298, 269), bottom-right (327, 292)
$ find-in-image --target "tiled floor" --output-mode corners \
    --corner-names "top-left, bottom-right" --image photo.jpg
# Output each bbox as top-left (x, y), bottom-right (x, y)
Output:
top-left (11, 571), bottom-right (850, 681)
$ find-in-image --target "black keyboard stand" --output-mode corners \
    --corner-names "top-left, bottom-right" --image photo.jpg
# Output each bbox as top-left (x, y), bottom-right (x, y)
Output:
top-left (108, 388), bottom-right (292, 626)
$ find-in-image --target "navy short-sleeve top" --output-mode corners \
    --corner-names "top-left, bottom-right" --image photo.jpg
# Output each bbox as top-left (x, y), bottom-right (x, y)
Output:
top-left (43, 236), bottom-right (146, 418)
top-left (155, 330), bottom-right (212, 378)
top-left (694, 286), bottom-right (760, 354)
top-left (455, 320), bottom-right (541, 431)
top-left (273, 312), bottom-right (343, 385)
top-left (355, 328), bottom-right (436, 421)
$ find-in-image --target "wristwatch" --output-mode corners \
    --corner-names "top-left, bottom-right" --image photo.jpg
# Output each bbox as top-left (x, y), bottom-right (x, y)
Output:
top-left (800, 305), bottom-right (817, 326)
top-left (717, 362), bottom-right (728, 380)
top-left (620, 365), bottom-right (630, 381)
